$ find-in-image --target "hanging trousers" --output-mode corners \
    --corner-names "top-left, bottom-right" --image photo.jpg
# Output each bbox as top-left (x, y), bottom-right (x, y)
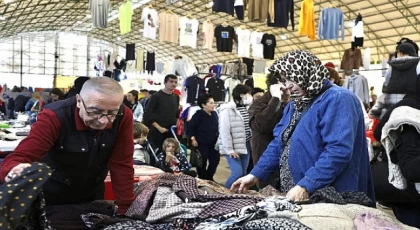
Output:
top-left (196, 144), bottom-right (220, 181)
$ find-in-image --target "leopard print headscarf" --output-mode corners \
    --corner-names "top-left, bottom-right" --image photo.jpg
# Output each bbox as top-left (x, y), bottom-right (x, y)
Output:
top-left (268, 50), bottom-right (330, 111)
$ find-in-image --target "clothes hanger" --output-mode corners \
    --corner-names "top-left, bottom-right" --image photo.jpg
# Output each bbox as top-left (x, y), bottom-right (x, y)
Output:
top-left (222, 21), bottom-right (229, 26)
top-left (255, 28), bottom-right (261, 32)
top-left (186, 13), bottom-right (193, 19)
top-left (240, 25), bottom-right (247, 29)
top-left (148, 4), bottom-right (153, 9)
top-left (166, 9), bottom-right (173, 14)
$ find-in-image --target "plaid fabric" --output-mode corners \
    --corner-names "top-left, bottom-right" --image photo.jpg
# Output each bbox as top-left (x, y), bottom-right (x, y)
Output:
top-left (146, 186), bottom-right (211, 223)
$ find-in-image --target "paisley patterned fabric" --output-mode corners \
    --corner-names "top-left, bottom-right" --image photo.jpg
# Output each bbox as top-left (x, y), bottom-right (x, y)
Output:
top-left (242, 218), bottom-right (312, 230)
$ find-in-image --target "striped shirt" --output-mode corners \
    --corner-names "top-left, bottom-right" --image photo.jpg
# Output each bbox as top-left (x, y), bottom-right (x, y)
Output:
top-left (237, 106), bottom-right (251, 141)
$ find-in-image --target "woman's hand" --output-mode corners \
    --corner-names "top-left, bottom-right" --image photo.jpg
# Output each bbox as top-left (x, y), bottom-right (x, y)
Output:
top-left (191, 138), bottom-right (198, 147)
top-left (231, 174), bottom-right (259, 193)
top-left (286, 185), bottom-right (309, 202)
top-left (228, 152), bottom-right (240, 159)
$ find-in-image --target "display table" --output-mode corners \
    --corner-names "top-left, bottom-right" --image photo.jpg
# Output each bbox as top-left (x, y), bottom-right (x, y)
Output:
top-left (104, 165), bottom-right (164, 200)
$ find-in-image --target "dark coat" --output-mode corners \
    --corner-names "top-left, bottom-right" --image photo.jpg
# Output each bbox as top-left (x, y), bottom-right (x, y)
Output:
top-left (187, 109), bottom-right (219, 146)
top-left (248, 92), bottom-right (283, 165)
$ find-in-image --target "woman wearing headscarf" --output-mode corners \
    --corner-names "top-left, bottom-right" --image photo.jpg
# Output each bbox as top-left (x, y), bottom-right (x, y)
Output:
top-left (232, 50), bottom-right (375, 203)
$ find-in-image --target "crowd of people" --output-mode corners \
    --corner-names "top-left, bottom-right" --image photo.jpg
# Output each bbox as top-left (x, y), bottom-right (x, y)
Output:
top-left (0, 38), bottom-right (420, 229)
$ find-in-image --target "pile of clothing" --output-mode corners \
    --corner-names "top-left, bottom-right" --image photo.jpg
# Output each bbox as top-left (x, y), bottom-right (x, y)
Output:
top-left (1, 167), bottom-right (416, 230)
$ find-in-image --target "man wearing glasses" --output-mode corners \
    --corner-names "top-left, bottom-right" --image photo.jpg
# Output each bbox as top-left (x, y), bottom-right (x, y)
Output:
top-left (0, 77), bottom-right (135, 215)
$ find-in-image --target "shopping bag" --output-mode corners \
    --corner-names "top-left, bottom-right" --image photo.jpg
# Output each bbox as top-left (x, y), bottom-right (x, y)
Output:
top-left (189, 148), bottom-right (203, 168)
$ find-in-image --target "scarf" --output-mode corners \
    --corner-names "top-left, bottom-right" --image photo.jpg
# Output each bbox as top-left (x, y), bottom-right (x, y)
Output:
top-left (268, 50), bottom-right (329, 112)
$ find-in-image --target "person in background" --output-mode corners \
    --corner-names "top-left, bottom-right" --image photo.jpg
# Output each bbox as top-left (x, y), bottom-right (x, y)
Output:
top-left (0, 77), bottom-right (135, 219)
top-left (6, 92), bottom-right (15, 119)
top-left (133, 122), bottom-right (153, 165)
top-left (139, 90), bottom-right (156, 110)
top-left (232, 50), bottom-right (375, 204)
top-left (157, 138), bottom-right (195, 177)
top-left (370, 94), bottom-right (377, 109)
top-left (65, 77), bottom-right (90, 99)
top-left (143, 75), bottom-right (180, 153)
top-left (25, 92), bottom-right (40, 116)
top-left (188, 94), bottom-right (220, 181)
top-left (139, 89), bottom-right (149, 100)
top-left (248, 72), bottom-right (290, 189)
top-left (219, 84), bottom-right (253, 189)
top-left (126, 90), bottom-right (144, 122)
top-left (251, 88), bottom-right (265, 100)
top-left (47, 88), bottom-right (64, 104)
top-left (0, 85), bottom-right (6, 115)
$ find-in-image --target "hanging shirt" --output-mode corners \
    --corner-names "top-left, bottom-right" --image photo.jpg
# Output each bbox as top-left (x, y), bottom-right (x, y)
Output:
top-left (212, 0), bottom-right (235, 16)
top-left (214, 25), bottom-right (235, 52)
top-left (119, 1), bottom-right (133, 35)
top-left (179, 17), bottom-right (199, 49)
top-left (317, 7), bottom-right (345, 41)
top-left (89, 0), bottom-right (110, 28)
top-left (202, 21), bottom-right (214, 50)
top-left (159, 12), bottom-right (180, 44)
top-left (184, 75), bottom-right (205, 104)
top-left (351, 19), bottom-right (364, 48)
top-left (298, 0), bottom-right (315, 40)
top-left (235, 28), bottom-right (251, 58)
top-left (136, 49), bottom-right (144, 71)
top-left (206, 78), bottom-right (225, 102)
top-left (261, 34), bottom-right (276, 60)
top-left (141, 7), bottom-right (159, 40)
top-left (267, 0), bottom-right (294, 30)
top-left (250, 31), bottom-right (264, 59)
top-left (363, 47), bottom-right (371, 70)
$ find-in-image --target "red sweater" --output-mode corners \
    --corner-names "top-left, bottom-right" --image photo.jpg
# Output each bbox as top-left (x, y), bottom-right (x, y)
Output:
top-left (0, 106), bottom-right (135, 214)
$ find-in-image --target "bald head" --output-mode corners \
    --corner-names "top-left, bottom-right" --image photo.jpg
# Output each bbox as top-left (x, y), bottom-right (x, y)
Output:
top-left (80, 77), bottom-right (124, 100)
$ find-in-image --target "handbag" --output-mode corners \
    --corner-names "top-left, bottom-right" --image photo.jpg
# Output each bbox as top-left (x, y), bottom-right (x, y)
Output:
top-left (189, 147), bottom-right (203, 168)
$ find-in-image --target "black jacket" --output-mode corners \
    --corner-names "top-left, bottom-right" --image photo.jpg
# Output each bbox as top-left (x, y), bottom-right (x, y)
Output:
top-left (187, 110), bottom-right (219, 146)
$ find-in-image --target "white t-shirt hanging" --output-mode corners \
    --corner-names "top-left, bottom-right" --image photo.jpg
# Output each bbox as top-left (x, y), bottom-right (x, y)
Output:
top-left (234, 0), bottom-right (244, 6)
top-left (179, 17), bottom-right (199, 49)
top-left (250, 31), bottom-right (264, 59)
top-left (351, 20), bottom-right (364, 41)
top-left (141, 7), bottom-right (159, 39)
top-left (235, 27), bottom-right (251, 58)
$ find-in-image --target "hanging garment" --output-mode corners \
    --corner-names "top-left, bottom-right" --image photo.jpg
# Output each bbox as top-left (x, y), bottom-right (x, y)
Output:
top-left (250, 31), bottom-right (264, 59)
top-left (202, 21), bottom-right (214, 49)
top-left (267, 0), bottom-right (295, 30)
top-left (125, 60), bottom-right (136, 73)
top-left (125, 44), bottom-right (135, 60)
top-left (156, 62), bottom-right (165, 74)
top-left (136, 49), bottom-right (144, 71)
top-left (179, 17), bottom-right (200, 49)
top-left (318, 7), bottom-right (345, 41)
top-left (254, 60), bottom-right (266, 73)
top-left (119, 0), bottom-right (133, 35)
top-left (141, 7), bottom-right (159, 39)
top-left (89, 0), bottom-right (110, 28)
top-left (158, 12), bottom-right (180, 44)
top-left (215, 25), bottom-right (236, 52)
top-left (146, 51), bottom-right (155, 73)
top-left (363, 47), bottom-right (370, 70)
top-left (343, 74), bottom-right (370, 105)
top-left (261, 34), bottom-right (276, 60)
top-left (340, 48), bottom-right (363, 70)
top-left (185, 75), bottom-right (206, 104)
top-left (0, 163), bottom-right (53, 230)
top-left (212, 0), bottom-right (235, 16)
top-left (206, 78), bottom-right (225, 101)
top-left (247, 0), bottom-right (269, 21)
top-left (298, 0), bottom-right (315, 40)
top-left (242, 58), bottom-right (254, 75)
top-left (352, 14), bottom-right (364, 49)
top-left (234, 0), bottom-right (245, 20)
top-left (235, 27), bottom-right (251, 58)
top-left (170, 55), bottom-right (198, 80)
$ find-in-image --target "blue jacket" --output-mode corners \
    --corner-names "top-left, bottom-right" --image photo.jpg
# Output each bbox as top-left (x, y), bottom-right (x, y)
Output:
top-left (250, 83), bottom-right (375, 201)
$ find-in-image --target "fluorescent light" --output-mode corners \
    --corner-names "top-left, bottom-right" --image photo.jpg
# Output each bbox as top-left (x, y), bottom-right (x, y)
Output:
top-left (0, 16), bottom-right (5, 21)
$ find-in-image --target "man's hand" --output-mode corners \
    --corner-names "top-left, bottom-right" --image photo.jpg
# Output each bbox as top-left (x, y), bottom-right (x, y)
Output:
top-left (5, 163), bottom-right (31, 182)
top-left (231, 174), bottom-right (259, 193)
top-left (286, 185), bottom-right (309, 202)
top-left (157, 126), bottom-right (168, 134)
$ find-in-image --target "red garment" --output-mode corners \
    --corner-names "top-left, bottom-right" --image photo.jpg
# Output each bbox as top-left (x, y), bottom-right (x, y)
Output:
top-left (0, 106), bottom-right (135, 214)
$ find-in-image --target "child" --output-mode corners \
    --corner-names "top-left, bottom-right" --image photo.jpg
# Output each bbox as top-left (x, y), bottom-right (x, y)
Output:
top-left (133, 122), bottom-right (151, 165)
top-left (157, 138), bottom-right (196, 177)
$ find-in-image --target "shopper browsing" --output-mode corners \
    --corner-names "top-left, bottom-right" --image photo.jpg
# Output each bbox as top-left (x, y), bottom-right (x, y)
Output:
top-left (231, 50), bottom-right (375, 203)
top-left (0, 77), bottom-right (135, 215)
top-left (143, 75), bottom-right (180, 153)
top-left (219, 84), bottom-right (253, 189)
top-left (188, 94), bottom-right (220, 181)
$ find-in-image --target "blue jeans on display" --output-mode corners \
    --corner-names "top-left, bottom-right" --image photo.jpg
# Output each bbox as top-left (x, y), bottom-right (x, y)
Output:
top-left (225, 141), bottom-right (251, 189)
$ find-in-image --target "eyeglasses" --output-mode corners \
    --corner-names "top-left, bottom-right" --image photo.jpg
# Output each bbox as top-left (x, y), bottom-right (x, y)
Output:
top-left (79, 97), bottom-right (123, 121)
